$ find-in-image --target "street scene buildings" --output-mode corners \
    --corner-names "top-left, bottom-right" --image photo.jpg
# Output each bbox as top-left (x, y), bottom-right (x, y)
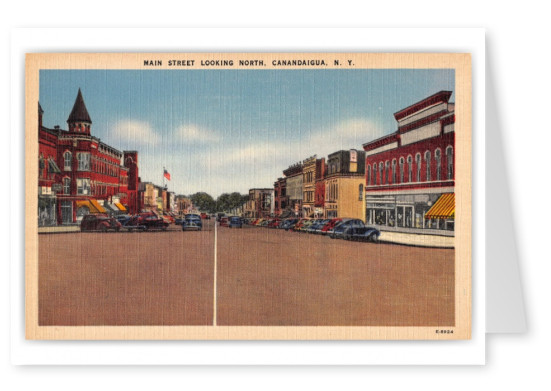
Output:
top-left (34, 65), bottom-right (459, 332)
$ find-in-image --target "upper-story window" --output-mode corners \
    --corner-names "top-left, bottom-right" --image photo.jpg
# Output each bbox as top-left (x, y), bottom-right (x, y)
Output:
top-left (407, 155), bottom-right (413, 182)
top-left (385, 161), bottom-right (390, 184)
top-left (435, 148), bottom-right (442, 180)
top-left (76, 178), bottom-right (90, 195)
top-left (372, 164), bottom-right (377, 186)
top-left (446, 146), bottom-right (454, 179)
top-left (424, 151), bottom-right (431, 182)
top-left (391, 159), bottom-right (397, 184)
top-left (63, 177), bottom-right (71, 194)
top-left (415, 153), bottom-right (422, 182)
top-left (39, 155), bottom-right (45, 178)
top-left (367, 165), bottom-right (371, 186)
top-left (77, 152), bottom-right (90, 171)
top-left (63, 151), bottom-right (72, 171)
top-left (378, 162), bottom-right (383, 186)
top-left (399, 157), bottom-right (405, 183)
top-left (359, 184), bottom-right (363, 201)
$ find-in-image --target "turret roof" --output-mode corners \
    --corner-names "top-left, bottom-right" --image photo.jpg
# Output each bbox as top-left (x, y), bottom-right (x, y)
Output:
top-left (67, 88), bottom-right (92, 123)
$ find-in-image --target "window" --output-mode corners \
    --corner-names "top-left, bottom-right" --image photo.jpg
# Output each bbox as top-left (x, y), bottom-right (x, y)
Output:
top-left (367, 165), bottom-right (371, 186)
top-left (385, 161), bottom-right (390, 184)
top-left (399, 157), bottom-right (405, 183)
top-left (435, 149), bottom-right (442, 180)
top-left (39, 155), bottom-right (45, 178)
top-left (61, 201), bottom-right (73, 224)
top-left (407, 155), bottom-right (413, 182)
top-left (372, 164), bottom-right (377, 186)
top-left (415, 153), bottom-right (421, 182)
top-left (63, 177), bottom-right (70, 194)
top-left (378, 162), bottom-right (383, 186)
top-left (359, 184), bottom-right (363, 201)
top-left (391, 159), bottom-right (397, 184)
top-left (63, 151), bottom-right (72, 171)
top-left (77, 178), bottom-right (91, 195)
top-left (77, 152), bottom-right (90, 171)
top-left (424, 151), bottom-right (431, 182)
top-left (446, 146), bottom-right (454, 179)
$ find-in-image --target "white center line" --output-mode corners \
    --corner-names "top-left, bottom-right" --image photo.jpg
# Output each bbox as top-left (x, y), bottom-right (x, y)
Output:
top-left (213, 220), bottom-right (217, 326)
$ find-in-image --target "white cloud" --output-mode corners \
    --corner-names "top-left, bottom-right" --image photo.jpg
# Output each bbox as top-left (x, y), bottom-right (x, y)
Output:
top-left (110, 120), bottom-right (160, 148)
top-left (174, 124), bottom-right (220, 143)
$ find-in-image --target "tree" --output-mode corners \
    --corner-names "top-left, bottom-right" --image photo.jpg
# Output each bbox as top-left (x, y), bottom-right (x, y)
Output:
top-left (190, 192), bottom-right (215, 213)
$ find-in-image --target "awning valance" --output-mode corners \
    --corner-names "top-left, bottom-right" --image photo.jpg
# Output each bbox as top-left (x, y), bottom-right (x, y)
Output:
top-left (424, 193), bottom-right (455, 220)
top-left (115, 202), bottom-right (127, 212)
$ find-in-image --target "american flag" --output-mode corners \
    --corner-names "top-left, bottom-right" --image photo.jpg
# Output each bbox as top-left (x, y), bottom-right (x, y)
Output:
top-left (164, 169), bottom-right (171, 181)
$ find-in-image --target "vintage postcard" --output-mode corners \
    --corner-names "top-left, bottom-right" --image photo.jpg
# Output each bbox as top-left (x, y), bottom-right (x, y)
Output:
top-left (26, 52), bottom-right (471, 340)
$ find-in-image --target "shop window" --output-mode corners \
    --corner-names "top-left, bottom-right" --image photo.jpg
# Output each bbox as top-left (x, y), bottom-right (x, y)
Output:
top-left (61, 201), bottom-right (73, 224)
top-left (63, 151), bottom-right (72, 171)
top-left (63, 177), bottom-right (70, 194)
top-left (425, 151), bottom-right (431, 182)
top-left (415, 153), bottom-right (421, 182)
top-left (407, 155), bottom-right (413, 182)
top-left (435, 149), bottom-right (442, 180)
top-left (446, 146), bottom-right (454, 179)
top-left (399, 157), bottom-right (405, 183)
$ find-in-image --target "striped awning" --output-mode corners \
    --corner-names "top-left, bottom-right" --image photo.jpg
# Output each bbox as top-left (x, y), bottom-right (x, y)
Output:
top-left (76, 200), bottom-right (103, 214)
top-left (89, 199), bottom-right (107, 213)
top-left (424, 193), bottom-right (455, 220)
top-left (115, 202), bottom-right (127, 212)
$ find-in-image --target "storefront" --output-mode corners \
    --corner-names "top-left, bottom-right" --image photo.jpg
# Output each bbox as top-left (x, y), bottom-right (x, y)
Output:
top-left (366, 193), bottom-right (454, 232)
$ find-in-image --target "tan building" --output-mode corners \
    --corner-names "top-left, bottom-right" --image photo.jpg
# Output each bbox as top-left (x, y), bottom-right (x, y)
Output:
top-left (301, 155), bottom-right (317, 217)
top-left (324, 149), bottom-right (366, 221)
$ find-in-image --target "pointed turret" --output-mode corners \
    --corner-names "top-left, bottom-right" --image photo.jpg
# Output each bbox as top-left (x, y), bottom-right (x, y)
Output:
top-left (67, 88), bottom-right (92, 134)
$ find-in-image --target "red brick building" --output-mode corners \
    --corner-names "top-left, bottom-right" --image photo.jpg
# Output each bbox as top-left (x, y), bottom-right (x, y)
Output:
top-left (362, 91), bottom-right (455, 234)
top-left (273, 177), bottom-right (288, 217)
top-left (38, 89), bottom-right (140, 225)
top-left (314, 157), bottom-right (327, 217)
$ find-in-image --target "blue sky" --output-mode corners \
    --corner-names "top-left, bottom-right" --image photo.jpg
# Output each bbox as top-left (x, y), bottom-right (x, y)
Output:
top-left (40, 69), bottom-right (454, 197)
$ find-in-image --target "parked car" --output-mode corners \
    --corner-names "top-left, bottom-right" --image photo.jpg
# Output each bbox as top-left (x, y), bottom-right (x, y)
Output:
top-left (310, 219), bottom-right (331, 234)
top-left (115, 214), bottom-right (132, 226)
top-left (343, 226), bottom-right (381, 242)
top-left (228, 216), bottom-right (243, 228)
top-left (291, 218), bottom-right (309, 231)
top-left (200, 212), bottom-right (210, 220)
top-left (127, 212), bottom-right (169, 231)
top-left (182, 213), bottom-right (203, 231)
top-left (267, 219), bottom-right (281, 228)
top-left (219, 216), bottom-right (229, 227)
top-left (321, 218), bottom-right (349, 235)
top-left (175, 215), bottom-right (185, 225)
top-left (281, 218), bottom-right (298, 231)
top-left (330, 219), bottom-right (365, 239)
top-left (80, 213), bottom-right (122, 232)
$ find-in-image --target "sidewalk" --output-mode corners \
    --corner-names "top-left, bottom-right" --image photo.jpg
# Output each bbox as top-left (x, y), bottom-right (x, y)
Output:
top-left (378, 231), bottom-right (454, 248)
top-left (38, 226), bottom-right (80, 234)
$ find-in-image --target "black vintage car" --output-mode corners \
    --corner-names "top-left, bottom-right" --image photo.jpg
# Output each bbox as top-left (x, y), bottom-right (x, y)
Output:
top-left (80, 213), bottom-right (122, 232)
top-left (125, 212), bottom-right (169, 231)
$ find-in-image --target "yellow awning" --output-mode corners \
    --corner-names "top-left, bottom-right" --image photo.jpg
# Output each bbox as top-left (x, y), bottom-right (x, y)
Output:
top-left (89, 199), bottom-right (107, 213)
top-left (76, 200), bottom-right (101, 214)
top-left (115, 202), bottom-right (127, 212)
top-left (424, 193), bottom-right (455, 220)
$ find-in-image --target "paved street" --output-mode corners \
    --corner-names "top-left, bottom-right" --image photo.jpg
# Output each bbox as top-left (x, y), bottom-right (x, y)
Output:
top-left (39, 221), bottom-right (454, 326)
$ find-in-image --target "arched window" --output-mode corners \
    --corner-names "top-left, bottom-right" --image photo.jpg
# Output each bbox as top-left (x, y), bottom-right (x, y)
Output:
top-left (435, 148), bottom-right (442, 180)
top-left (373, 164), bottom-right (377, 186)
top-left (424, 150), bottom-right (431, 182)
top-left (63, 177), bottom-right (70, 195)
top-left (367, 165), bottom-right (371, 186)
top-left (359, 184), bottom-right (363, 201)
top-left (39, 155), bottom-right (45, 178)
top-left (446, 146), bottom-right (454, 179)
top-left (415, 153), bottom-right (422, 182)
top-left (385, 161), bottom-right (390, 184)
top-left (407, 155), bottom-right (413, 182)
top-left (378, 162), bottom-right (383, 186)
top-left (63, 151), bottom-right (72, 171)
top-left (399, 157), bottom-right (405, 183)
top-left (391, 159), bottom-right (397, 184)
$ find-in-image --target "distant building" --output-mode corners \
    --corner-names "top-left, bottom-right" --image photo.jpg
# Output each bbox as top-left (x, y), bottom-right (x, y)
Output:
top-left (273, 177), bottom-right (288, 217)
top-left (283, 162), bottom-right (303, 217)
top-left (301, 155), bottom-right (317, 217)
top-left (243, 188), bottom-right (272, 218)
top-left (324, 149), bottom-right (366, 220)
top-left (314, 157), bottom-right (327, 218)
top-left (362, 91), bottom-right (455, 234)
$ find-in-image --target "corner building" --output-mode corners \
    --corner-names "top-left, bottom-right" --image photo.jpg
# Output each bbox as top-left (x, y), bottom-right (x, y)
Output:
top-left (362, 91), bottom-right (455, 234)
